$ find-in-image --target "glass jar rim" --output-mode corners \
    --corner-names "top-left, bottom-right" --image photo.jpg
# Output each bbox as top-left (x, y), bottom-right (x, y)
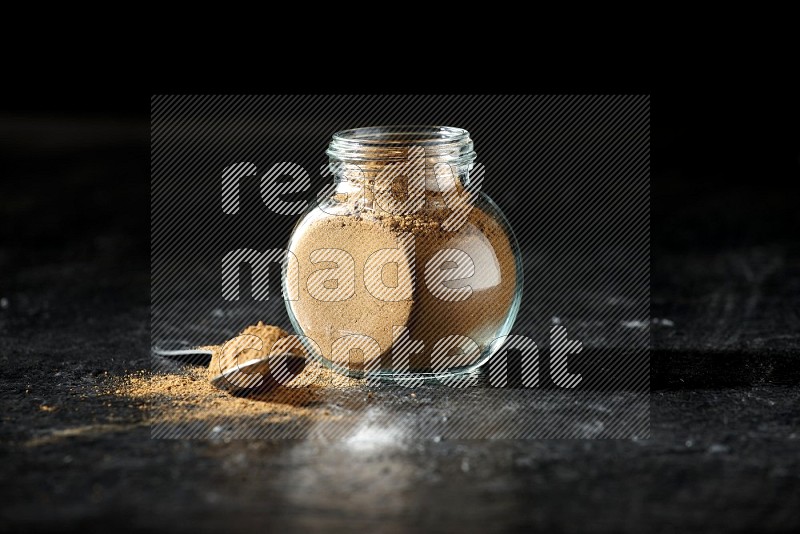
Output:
top-left (327, 125), bottom-right (476, 164)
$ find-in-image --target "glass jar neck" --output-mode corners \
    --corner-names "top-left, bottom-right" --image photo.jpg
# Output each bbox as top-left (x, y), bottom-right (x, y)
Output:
top-left (326, 125), bottom-right (476, 191)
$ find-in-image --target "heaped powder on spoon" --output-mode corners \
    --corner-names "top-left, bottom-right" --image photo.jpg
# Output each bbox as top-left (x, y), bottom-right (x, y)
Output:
top-left (110, 322), bottom-right (362, 426)
top-left (205, 321), bottom-right (302, 379)
top-left (202, 321), bottom-right (359, 389)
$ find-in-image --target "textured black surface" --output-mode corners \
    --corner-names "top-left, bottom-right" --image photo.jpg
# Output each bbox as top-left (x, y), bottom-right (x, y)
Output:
top-left (1, 107), bottom-right (798, 532)
top-left (0, 261), bottom-right (798, 532)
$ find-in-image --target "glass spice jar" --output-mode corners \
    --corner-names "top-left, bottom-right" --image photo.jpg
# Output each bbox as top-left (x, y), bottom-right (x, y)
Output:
top-left (284, 126), bottom-right (523, 379)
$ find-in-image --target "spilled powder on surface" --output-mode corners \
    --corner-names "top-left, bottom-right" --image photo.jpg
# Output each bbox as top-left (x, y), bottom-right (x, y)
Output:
top-left (110, 322), bottom-right (363, 424)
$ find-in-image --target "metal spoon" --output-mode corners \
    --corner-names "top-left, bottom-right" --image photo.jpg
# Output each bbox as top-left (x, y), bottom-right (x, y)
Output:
top-left (209, 353), bottom-right (306, 394)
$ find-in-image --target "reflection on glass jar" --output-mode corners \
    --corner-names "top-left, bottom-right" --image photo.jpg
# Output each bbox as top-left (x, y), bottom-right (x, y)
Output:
top-left (285, 126), bottom-right (523, 379)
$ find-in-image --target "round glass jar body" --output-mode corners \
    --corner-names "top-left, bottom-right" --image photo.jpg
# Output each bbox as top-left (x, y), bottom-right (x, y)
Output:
top-left (284, 126), bottom-right (523, 379)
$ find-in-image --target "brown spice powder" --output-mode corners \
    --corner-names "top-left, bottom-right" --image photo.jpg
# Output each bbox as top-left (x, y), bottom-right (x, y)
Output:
top-left (114, 366), bottom-right (352, 425)
top-left (205, 321), bottom-right (304, 379)
top-left (203, 321), bottom-right (360, 389)
top-left (287, 202), bottom-right (517, 372)
top-left (111, 323), bottom-right (363, 425)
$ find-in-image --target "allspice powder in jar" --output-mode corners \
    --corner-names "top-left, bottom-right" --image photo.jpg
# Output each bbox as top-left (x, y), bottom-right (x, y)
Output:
top-left (285, 126), bottom-right (523, 378)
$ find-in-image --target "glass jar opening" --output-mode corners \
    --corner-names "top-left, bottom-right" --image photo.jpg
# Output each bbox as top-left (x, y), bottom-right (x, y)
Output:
top-left (327, 125), bottom-right (476, 166)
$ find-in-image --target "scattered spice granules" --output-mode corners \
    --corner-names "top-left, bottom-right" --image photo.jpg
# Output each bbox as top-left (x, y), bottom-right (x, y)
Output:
top-left (114, 367), bottom-right (331, 424)
top-left (203, 321), bottom-right (360, 390)
top-left (111, 322), bottom-right (362, 425)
